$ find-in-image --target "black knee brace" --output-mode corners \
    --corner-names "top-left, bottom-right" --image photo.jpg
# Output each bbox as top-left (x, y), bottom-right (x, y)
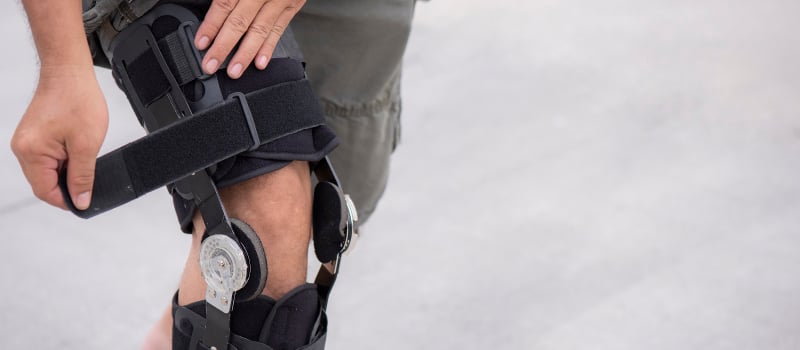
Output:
top-left (173, 284), bottom-right (326, 350)
top-left (63, 3), bottom-right (358, 349)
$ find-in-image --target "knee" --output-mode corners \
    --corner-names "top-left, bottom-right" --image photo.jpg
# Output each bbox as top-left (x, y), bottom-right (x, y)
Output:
top-left (220, 161), bottom-right (313, 230)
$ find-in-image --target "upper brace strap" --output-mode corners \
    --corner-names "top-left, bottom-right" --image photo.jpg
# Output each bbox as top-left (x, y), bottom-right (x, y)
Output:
top-left (59, 79), bottom-right (325, 218)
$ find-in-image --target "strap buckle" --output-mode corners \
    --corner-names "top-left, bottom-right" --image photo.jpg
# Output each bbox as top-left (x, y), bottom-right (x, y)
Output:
top-left (177, 22), bottom-right (212, 81)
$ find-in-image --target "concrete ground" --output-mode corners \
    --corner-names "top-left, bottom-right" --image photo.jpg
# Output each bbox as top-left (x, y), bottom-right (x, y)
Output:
top-left (2, 0), bottom-right (800, 349)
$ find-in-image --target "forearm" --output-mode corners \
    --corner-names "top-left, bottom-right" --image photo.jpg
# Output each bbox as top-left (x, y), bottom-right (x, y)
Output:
top-left (22, 0), bottom-right (93, 74)
top-left (15, 1), bottom-right (108, 211)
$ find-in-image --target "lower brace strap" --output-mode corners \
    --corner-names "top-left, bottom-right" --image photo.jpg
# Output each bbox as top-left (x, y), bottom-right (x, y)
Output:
top-left (173, 284), bottom-right (328, 350)
top-left (59, 79), bottom-right (325, 218)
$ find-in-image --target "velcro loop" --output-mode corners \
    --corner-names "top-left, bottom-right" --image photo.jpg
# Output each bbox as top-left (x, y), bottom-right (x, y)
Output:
top-left (228, 92), bottom-right (261, 151)
top-left (159, 30), bottom-right (196, 85)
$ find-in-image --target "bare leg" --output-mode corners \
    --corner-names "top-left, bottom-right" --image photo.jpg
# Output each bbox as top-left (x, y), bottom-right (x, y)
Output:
top-left (141, 306), bottom-right (172, 350)
top-left (141, 161), bottom-right (312, 350)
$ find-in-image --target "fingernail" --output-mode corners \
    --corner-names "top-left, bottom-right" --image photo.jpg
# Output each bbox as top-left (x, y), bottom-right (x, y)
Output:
top-left (230, 63), bottom-right (243, 77)
top-left (205, 58), bottom-right (219, 73)
top-left (257, 56), bottom-right (268, 69)
top-left (197, 36), bottom-right (210, 49)
top-left (76, 192), bottom-right (91, 210)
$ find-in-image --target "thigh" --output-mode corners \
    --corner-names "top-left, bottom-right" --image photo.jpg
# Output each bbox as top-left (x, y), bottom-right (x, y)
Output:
top-left (292, 0), bottom-right (415, 223)
top-left (293, 0), bottom-right (415, 103)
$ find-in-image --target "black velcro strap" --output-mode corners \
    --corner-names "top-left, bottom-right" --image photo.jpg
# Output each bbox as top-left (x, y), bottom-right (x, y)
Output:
top-left (158, 30), bottom-right (197, 86)
top-left (126, 30), bottom-right (198, 106)
top-left (60, 79), bottom-right (324, 218)
top-left (126, 48), bottom-right (171, 105)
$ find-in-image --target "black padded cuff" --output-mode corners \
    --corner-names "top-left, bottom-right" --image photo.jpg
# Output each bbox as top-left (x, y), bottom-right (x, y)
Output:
top-left (172, 284), bottom-right (327, 350)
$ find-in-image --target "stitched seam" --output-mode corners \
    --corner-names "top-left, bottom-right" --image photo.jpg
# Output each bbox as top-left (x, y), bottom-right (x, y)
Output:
top-left (319, 86), bottom-right (400, 118)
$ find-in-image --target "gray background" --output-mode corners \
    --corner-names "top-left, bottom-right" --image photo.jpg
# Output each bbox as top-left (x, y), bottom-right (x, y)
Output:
top-left (2, 0), bottom-right (800, 349)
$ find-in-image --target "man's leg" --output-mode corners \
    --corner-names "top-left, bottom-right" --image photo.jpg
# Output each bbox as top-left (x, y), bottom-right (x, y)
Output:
top-left (142, 161), bottom-right (312, 350)
top-left (180, 160), bottom-right (312, 303)
top-left (142, 0), bottom-right (417, 345)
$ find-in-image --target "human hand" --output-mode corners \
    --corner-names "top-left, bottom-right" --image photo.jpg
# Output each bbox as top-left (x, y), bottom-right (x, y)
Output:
top-left (10, 65), bottom-right (108, 210)
top-left (194, 0), bottom-right (306, 79)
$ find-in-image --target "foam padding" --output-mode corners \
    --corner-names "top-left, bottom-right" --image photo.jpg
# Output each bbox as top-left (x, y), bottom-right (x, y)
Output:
top-left (231, 218), bottom-right (268, 302)
top-left (260, 284), bottom-right (321, 349)
top-left (173, 284), bottom-right (324, 350)
top-left (312, 182), bottom-right (347, 263)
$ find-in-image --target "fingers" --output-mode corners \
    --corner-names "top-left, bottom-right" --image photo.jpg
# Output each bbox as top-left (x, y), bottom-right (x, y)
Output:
top-left (12, 65), bottom-right (108, 212)
top-left (196, 0), bottom-right (261, 75)
top-left (253, 6), bottom-right (297, 70)
top-left (64, 137), bottom-right (100, 210)
top-left (19, 160), bottom-right (67, 210)
top-left (196, 0), bottom-right (305, 78)
top-left (195, 0), bottom-right (240, 52)
top-left (11, 139), bottom-right (67, 210)
top-left (228, 1), bottom-right (285, 75)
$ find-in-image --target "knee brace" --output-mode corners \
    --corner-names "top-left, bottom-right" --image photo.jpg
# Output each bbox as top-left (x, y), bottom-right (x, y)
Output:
top-left (173, 283), bottom-right (326, 350)
top-left (62, 3), bottom-right (357, 349)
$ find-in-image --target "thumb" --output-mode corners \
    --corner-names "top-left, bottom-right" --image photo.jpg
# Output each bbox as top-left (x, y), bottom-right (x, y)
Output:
top-left (65, 141), bottom-right (99, 211)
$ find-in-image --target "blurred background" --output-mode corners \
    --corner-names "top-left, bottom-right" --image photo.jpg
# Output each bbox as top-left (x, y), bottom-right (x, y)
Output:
top-left (2, 0), bottom-right (800, 349)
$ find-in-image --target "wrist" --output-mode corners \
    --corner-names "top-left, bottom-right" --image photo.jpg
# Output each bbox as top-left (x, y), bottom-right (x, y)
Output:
top-left (38, 61), bottom-right (95, 80)
top-left (38, 45), bottom-right (95, 70)
top-left (36, 63), bottom-right (98, 94)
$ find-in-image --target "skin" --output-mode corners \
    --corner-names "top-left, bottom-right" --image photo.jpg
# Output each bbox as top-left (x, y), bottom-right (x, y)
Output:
top-left (13, 1), bottom-right (312, 349)
top-left (13, 0), bottom-right (307, 207)
top-left (12, 0), bottom-right (107, 211)
top-left (142, 161), bottom-right (313, 350)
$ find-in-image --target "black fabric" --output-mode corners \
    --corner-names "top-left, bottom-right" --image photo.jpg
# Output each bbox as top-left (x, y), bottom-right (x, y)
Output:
top-left (171, 86), bottom-right (339, 233)
top-left (172, 318), bottom-right (192, 350)
top-left (160, 0), bottom-right (212, 19)
top-left (179, 297), bottom-right (279, 343)
top-left (65, 79), bottom-right (327, 219)
top-left (173, 293), bottom-right (202, 350)
top-left (172, 284), bottom-right (322, 350)
top-left (170, 58), bottom-right (335, 233)
top-left (128, 81), bottom-right (320, 191)
top-left (230, 298), bottom-right (276, 341)
top-left (312, 182), bottom-right (346, 263)
top-left (159, 31), bottom-right (197, 85)
top-left (151, 13), bottom-right (182, 39)
top-left (59, 147), bottom-right (136, 217)
top-left (114, 25), bottom-right (329, 230)
top-left (214, 128), bottom-right (339, 188)
top-left (74, 0), bottom-right (340, 233)
top-left (126, 50), bottom-right (169, 104)
top-left (262, 285), bottom-right (320, 350)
